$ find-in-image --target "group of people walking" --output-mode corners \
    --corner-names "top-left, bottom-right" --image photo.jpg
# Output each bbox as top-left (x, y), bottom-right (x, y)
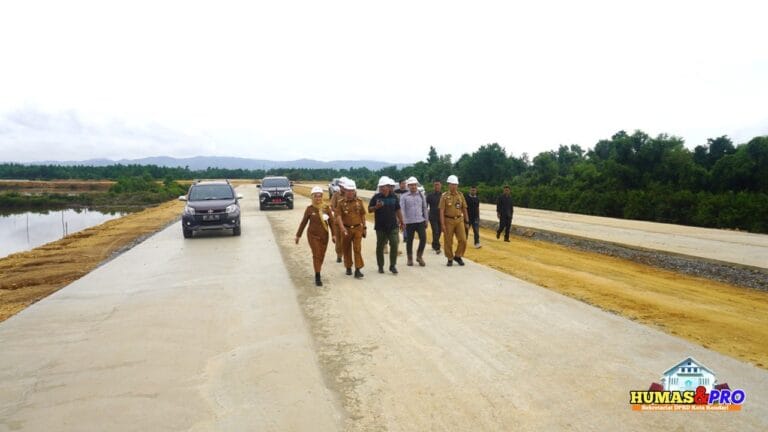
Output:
top-left (295, 175), bottom-right (514, 286)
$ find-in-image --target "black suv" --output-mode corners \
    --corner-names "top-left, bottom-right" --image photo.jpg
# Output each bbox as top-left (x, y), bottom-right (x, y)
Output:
top-left (179, 180), bottom-right (243, 238)
top-left (258, 176), bottom-right (294, 210)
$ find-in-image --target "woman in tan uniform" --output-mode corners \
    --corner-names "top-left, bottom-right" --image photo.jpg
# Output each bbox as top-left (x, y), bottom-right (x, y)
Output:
top-left (295, 186), bottom-right (336, 286)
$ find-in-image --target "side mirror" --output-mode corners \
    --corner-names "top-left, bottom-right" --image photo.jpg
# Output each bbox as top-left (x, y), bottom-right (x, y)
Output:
top-left (257, 184), bottom-right (262, 188)
top-left (178, 195), bottom-right (187, 201)
top-left (236, 194), bottom-right (244, 200)
top-left (290, 181), bottom-right (295, 186)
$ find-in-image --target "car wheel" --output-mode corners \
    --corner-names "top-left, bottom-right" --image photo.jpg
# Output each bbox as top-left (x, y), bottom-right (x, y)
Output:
top-left (233, 226), bottom-right (241, 236)
top-left (287, 201), bottom-right (294, 210)
top-left (183, 227), bottom-right (193, 238)
top-left (260, 203), bottom-right (265, 211)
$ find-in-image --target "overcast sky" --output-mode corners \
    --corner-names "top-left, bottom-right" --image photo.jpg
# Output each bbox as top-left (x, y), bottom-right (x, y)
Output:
top-left (1, 0), bottom-right (766, 164)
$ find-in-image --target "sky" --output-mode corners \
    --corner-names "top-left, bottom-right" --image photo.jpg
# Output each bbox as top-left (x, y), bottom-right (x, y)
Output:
top-left (1, 0), bottom-right (767, 164)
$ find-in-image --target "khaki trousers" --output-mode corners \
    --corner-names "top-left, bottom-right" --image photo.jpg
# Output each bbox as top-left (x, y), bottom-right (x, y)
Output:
top-left (443, 217), bottom-right (467, 260)
top-left (307, 232), bottom-right (329, 273)
top-left (342, 225), bottom-right (365, 269)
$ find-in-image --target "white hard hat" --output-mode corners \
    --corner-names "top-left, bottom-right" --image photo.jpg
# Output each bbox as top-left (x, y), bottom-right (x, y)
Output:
top-left (339, 177), bottom-right (349, 188)
top-left (406, 176), bottom-right (419, 185)
top-left (311, 186), bottom-right (323, 195)
top-left (345, 180), bottom-right (357, 190)
top-left (387, 177), bottom-right (397, 186)
top-left (377, 176), bottom-right (390, 188)
top-left (446, 175), bottom-right (459, 185)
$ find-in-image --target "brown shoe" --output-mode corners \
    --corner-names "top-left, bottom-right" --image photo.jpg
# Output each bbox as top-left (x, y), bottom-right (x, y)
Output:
top-left (416, 255), bottom-right (425, 266)
top-left (407, 255), bottom-right (414, 266)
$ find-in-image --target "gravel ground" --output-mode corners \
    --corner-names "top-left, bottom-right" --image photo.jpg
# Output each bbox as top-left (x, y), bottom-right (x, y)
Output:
top-left (479, 220), bottom-right (768, 291)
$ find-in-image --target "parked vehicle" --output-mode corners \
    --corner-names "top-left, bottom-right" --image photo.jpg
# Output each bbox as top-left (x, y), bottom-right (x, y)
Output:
top-left (258, 176), bottom-right (294, 210)
top-left (328, 178), bottom-right (341, 198)
top-left (179, 180), bottom-right (242, 238)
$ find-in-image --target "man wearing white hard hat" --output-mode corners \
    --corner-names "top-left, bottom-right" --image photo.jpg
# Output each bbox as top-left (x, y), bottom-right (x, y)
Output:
top-left (328, 177), bottom-right (349, 263)
top-left (295, 186), bottom-right (335, 286)
top-left (400, 176), bottom-right (428, 267)
top-left (368, 176), bottom-right (404, 274)
top-left (438, 175), bottom-right (469, 266)
top-left (334, 179), bottom-right (368, 278)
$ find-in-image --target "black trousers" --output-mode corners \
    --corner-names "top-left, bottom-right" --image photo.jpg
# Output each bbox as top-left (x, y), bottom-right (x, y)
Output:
top-left (498, 214), bottom-right (512, 240)
top-left (405, 222), bottom-right (427, 257)
top-left (429, 214), bottom-right (441, 251)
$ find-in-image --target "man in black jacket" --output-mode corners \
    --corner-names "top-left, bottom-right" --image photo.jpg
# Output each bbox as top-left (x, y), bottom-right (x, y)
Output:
top-left (426, 180), bottom-right (443, 254)
top-left (496, 185), bottom-right (514, 242)
top-left (465, 185), bottom-right (481, 248)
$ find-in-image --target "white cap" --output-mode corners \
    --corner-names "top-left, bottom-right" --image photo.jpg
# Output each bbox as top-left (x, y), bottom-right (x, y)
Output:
top-left (387, 177), bottom-right (397, 186)
top-left (377, 177), bottom-right (390, 187)
top-left (339, 177), bottom-right (349, 188)
top-left (447, 175), bottom-right (459, 185)
top-left (311, 186), bottom-right (323, 195)
top-left (406, 176), bottom-right (419, 185)
top-left (345, 180), bottom-right (357, 190)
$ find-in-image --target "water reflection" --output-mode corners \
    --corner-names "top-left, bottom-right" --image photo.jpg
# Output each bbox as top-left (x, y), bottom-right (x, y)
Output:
top-left (0, 208), bottom-right (131, 259)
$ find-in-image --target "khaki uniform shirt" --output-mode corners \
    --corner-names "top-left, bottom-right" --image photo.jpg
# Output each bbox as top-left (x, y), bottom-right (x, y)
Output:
top-left (335, 198), bottom-right (367, 226)
top-left (439, 191), bottom-right (467, 218)
top-left (330, 191), bottom-right (343, 213)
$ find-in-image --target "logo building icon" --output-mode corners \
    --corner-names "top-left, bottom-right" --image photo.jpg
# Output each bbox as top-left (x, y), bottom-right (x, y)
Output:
top-left (660, 357), bottom-right (716, 393)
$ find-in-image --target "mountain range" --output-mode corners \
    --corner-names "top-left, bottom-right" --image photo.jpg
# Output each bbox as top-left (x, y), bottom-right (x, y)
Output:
top-left (23, 156), bottom-right (411, 171)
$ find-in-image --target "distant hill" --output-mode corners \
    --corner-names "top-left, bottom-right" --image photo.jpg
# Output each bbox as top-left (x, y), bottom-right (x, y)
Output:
top-left (26, 156), bottom-right (411, 171)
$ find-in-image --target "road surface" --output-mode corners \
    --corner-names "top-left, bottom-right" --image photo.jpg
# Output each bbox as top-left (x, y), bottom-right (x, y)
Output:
top-left (346, 187), bottom-right (768, 269)
top-left (1, 185), bottom-right (767, 431)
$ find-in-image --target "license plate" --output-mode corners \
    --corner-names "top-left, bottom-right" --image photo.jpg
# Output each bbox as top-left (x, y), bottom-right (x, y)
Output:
top-left (203, 215), bottom-right (220, 221)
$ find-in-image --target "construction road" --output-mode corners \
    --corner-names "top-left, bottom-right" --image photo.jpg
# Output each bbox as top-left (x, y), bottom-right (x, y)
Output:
top-left (1, 185), bottom-right (766, 431)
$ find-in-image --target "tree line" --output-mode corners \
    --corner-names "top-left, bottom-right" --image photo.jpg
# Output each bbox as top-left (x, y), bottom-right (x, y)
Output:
top-left (1, 130), bottom-right (766, 232)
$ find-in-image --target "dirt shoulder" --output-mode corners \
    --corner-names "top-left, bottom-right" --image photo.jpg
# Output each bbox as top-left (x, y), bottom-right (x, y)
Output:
top-left (0, 199), bottom-right (184, 322)
top-left (294, 185), bottom-right (768, 369)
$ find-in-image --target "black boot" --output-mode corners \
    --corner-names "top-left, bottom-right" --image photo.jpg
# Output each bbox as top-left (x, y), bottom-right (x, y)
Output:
top-left (346, 268), bottom-right (352, 276)
top-left (446, 259), bottom-right (453, 267)
top-left (336, 256), bottom-right (342, 263)
top-left (354, 268), bottom-right (364, 279)
top-left (454, 256), bottom-right (465, 266)
top-left (378, 266), bottom-right (384, 274)
top-left (389, 265), bottom-right (398, 274)
top-left (315, 272), bottom-right (323, 287)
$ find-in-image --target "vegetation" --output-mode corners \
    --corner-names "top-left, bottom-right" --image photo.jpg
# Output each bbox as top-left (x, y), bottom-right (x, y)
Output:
top-left (1, 131), bottom-right (766, 232)
top-left (0, 174), bottom-right (188, 212)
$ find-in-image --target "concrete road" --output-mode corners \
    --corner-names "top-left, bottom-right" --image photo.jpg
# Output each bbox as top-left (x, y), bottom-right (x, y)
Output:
top-left (0, 185), bottom-right (342, 431)
top-left (1, 185), bottom-right (767, 431)
top-left (346, 187), bottom-right (768, 269)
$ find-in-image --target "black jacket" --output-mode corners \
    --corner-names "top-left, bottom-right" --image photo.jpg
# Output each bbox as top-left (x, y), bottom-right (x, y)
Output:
top-left (496, 194), bottom-right (513, 217)
top-left (465, 193), bottom-right (480, 223)
top-left (426, 191), bottom-right (442, 218)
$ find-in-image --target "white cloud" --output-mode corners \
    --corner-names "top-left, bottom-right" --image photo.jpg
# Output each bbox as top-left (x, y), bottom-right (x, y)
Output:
top-left (0, 0), bottom-right (766, 163)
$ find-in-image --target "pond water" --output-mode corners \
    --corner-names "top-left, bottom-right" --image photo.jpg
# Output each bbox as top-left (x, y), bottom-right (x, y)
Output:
top-left (0, 208), bottom-right (129, 259)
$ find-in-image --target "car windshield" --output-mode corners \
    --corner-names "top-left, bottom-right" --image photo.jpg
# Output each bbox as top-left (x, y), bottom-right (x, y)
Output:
top-left (262, 178), bottom-right (290, 188)
top-left (189, 184), bottom-right (234, 201)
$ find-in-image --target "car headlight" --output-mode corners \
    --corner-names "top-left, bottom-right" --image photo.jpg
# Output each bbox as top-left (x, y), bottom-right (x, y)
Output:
top-left (225, 204), bottom-right (239, 213)
top-left (184, 206), bottom-right (195, 215)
